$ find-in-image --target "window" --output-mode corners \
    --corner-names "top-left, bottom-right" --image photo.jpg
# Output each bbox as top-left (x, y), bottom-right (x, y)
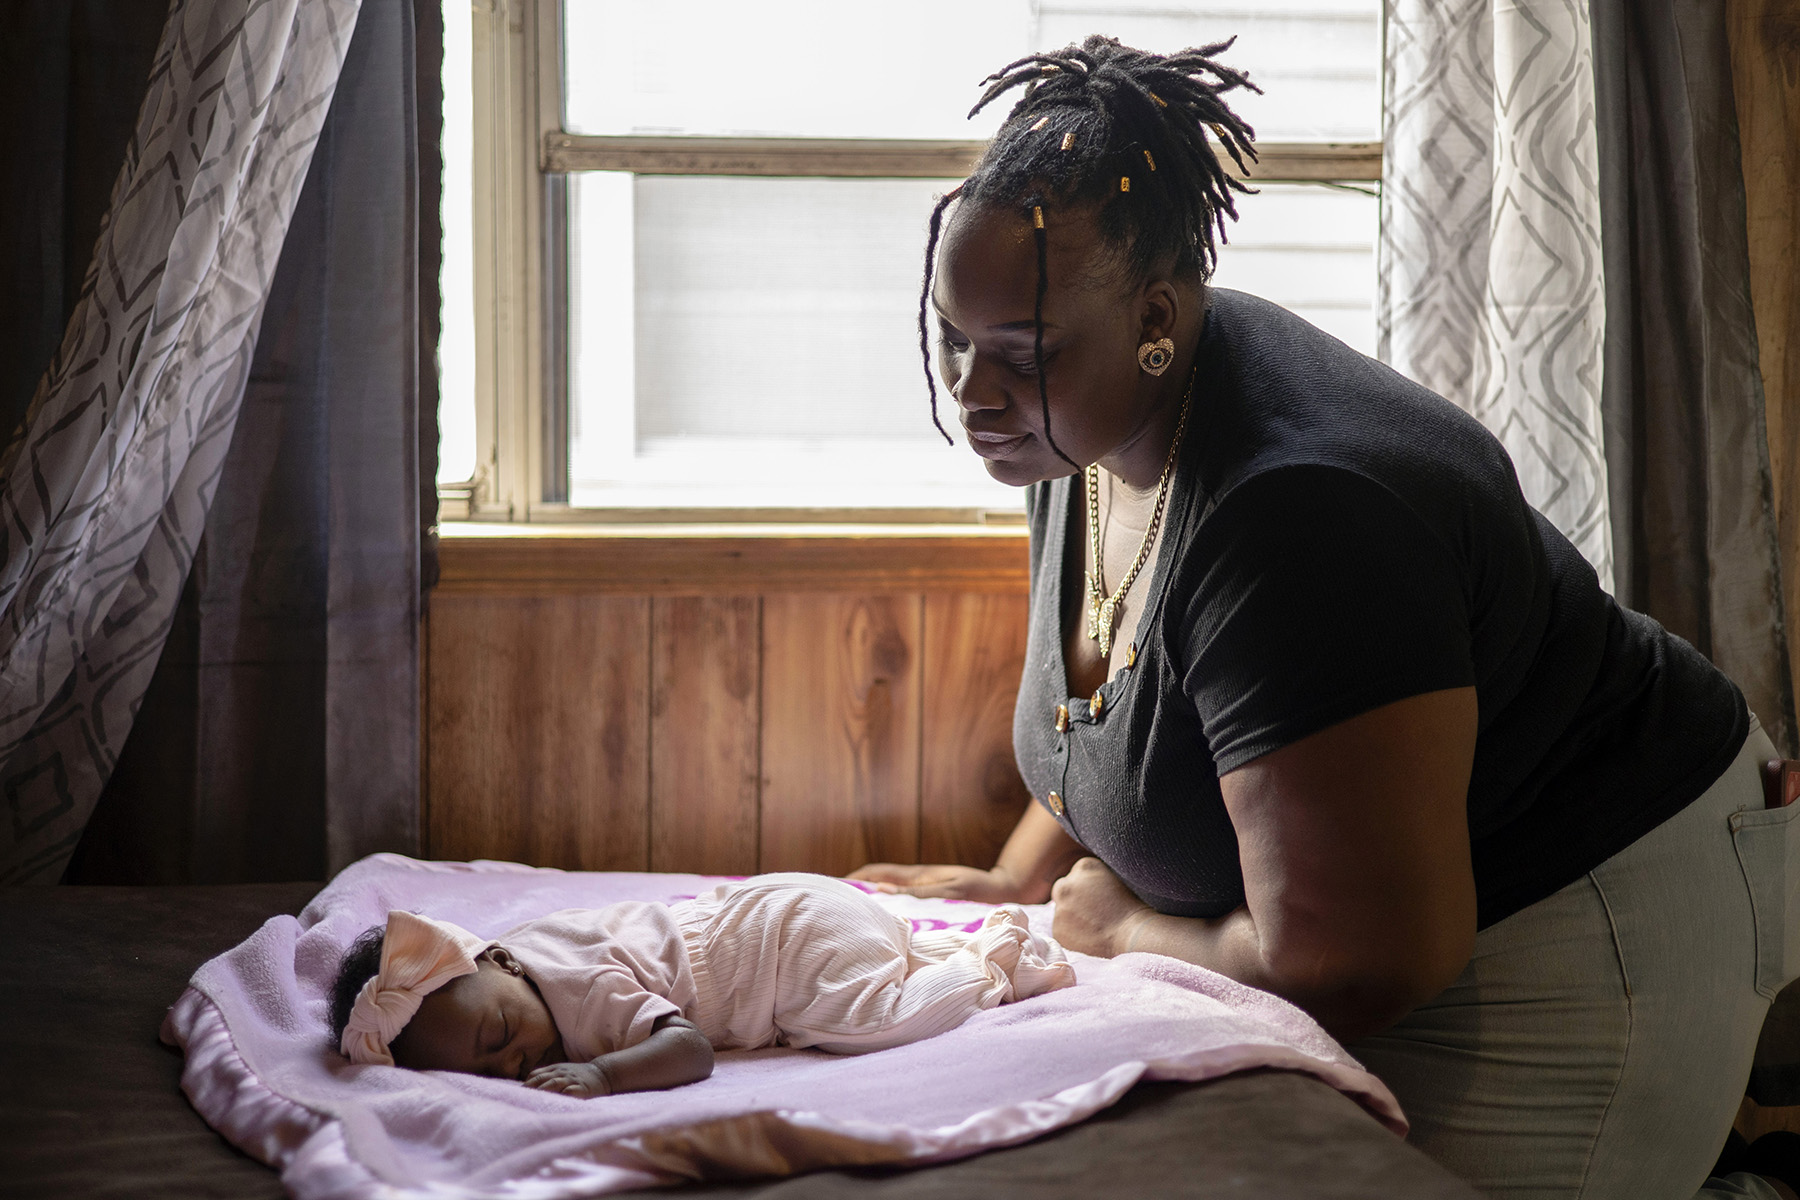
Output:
top-left (438, 0), bottom-right (1381, 522)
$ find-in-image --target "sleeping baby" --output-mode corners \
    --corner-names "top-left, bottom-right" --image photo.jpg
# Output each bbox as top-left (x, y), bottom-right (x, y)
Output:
top-left (330, 872), bottom-right (1076, 1096)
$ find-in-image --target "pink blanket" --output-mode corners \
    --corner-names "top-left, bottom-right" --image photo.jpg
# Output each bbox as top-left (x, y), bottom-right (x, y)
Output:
top-left (161, 854), bottom-right (1405, 1198)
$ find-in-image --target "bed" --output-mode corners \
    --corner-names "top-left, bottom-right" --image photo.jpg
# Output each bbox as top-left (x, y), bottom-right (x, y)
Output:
top-left (0, 882), bottom-right (1478, 1199)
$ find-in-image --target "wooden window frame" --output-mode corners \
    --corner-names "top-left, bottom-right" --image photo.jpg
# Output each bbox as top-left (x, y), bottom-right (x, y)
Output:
top-left (442, 0), bottom-right (1383, 528)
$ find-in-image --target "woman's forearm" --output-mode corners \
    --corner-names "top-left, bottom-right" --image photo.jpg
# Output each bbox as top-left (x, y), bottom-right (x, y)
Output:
top-left (1121, 907), bottom-right (1441, 1041)
top-left (992, 802), bottom-right (1088, 903)
top-left (849, 799), bottom-right (1086, 902)
top-left (1121, 906), bottom-right (1263, 983)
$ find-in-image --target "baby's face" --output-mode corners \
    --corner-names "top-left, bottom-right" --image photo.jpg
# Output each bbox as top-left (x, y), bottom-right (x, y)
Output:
top-left (390, 947), bottom-right (565, 1080)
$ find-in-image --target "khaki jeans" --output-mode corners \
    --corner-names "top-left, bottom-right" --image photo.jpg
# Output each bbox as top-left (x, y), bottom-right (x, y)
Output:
top-left (1349, 717), bottom-right (1800, 1200)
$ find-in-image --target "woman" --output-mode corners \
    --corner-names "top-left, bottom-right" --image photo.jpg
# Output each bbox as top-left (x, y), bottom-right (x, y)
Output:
top-left (852, 35), bottom-right (1800, 1200)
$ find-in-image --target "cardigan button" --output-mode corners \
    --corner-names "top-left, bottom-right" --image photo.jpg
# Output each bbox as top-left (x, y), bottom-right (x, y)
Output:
top-left (1047, 791), bottom-right (1065, 817)
top-left (1089, 691), bottom-right (1104, 718)
top-left (1054, 704), bottom-right (1069, 733)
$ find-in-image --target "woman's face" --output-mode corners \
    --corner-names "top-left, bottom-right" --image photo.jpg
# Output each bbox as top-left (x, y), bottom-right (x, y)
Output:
top-left (390, 947), bottom-right (565, 1080)
top-left (931, 201), bottom-right (1193, 488)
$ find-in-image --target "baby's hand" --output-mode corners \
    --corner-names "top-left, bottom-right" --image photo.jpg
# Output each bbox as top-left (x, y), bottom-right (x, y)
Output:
top-left (524, 1061), bottom-right (611, 1097)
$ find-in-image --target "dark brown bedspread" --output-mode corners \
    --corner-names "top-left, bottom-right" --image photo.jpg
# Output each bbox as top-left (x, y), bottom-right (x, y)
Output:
top-left (0, 884), bottom-right (1477, 1200)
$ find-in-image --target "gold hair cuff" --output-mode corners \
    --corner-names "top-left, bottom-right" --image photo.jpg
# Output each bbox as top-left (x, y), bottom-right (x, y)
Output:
top-left (1030, 116), bottom-right (1050, 132)
top-left (1143, 149), bottom-right (1156, 171)
top-left (1032, 205), bottom-right (1045, 229)
top-left (1060, 131), bottom-right (1076, 152)
top-left (1120, 176), bottom-right (1131, 192)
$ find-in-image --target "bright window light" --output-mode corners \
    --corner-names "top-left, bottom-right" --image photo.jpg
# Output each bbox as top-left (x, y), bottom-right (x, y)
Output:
top-left (437, 0), bottom-right (477, 486)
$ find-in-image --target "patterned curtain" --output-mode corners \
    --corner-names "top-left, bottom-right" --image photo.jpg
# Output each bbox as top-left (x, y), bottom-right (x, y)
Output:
top-left (1379, 0), bottom-right (1612, 590)
top-left (0, 0), bottom-right (364, 884)
top-left (1380, 0), bottom-right (1795, 753)
top-left (63, 0), bottom-right (434, 886)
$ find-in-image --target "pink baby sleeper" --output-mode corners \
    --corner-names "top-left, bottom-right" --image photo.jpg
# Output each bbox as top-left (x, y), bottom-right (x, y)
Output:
top-left (498, 873), bottom-right (1077, 1058)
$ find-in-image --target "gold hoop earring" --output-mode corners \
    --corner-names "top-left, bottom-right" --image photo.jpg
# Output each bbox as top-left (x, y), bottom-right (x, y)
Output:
top-left (1137, 337), bottom-right (1175, 376)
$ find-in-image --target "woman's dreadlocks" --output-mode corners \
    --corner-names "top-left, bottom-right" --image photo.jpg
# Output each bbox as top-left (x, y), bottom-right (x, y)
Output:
top-left (919, 35), bottom-right (1259, 464)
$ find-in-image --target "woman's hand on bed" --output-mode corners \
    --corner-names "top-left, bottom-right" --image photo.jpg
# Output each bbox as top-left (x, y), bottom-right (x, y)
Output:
top-left (847, 863), bottom-right (1023, 903)
top-left (852, 803), bottom-right (1089, 904)
top-left (524, 1062), bottom-right (612, 1097)
top-left (1050, 858), bottom-right (1157, 957)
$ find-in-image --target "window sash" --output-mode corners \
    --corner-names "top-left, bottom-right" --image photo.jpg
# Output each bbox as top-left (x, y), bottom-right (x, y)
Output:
top-left (445, 0), bottom-right (1382, 526)
top-left (542, 134), bottom-right (1381, 182)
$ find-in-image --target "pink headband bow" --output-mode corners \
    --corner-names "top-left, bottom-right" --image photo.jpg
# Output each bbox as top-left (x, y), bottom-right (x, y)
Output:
top-left (340, 910), bottom-right (491, 1066)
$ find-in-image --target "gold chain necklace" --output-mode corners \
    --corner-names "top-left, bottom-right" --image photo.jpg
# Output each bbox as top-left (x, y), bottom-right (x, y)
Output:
top-left (1084, 369), bottom-right (1195, 659)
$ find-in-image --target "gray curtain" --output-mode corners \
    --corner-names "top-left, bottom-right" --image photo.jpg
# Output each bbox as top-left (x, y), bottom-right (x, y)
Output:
top-left (1379, 0), bottom-right (1612, 589)
top-left (0, 0), bottom-right (372, 886)
top-left (0, 2), bottom-right (170, 449)
top-left (1591, 0), bottom-right (1796, 755)
top-left (62, 0), bottom-right (441, 885)
top-left (0, 0), bottom-right (438, 885)
top-left (1380, 0), bottom-right (1795, 754)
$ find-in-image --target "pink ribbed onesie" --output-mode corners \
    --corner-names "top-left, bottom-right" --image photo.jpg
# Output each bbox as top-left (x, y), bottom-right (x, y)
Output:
top-left (497, 873), bottom-right (1076, 1059)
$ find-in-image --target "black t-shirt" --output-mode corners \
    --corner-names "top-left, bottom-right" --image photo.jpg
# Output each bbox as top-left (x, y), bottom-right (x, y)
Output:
top-left (1013, 289), bottom-right (1748, 929)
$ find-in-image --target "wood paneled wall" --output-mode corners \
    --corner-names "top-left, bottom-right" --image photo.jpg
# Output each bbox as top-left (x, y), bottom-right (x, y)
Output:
top-left (1729, 0), bottom-right (1800, 710)
top-left (424, 531), bottom-right (1033, 877)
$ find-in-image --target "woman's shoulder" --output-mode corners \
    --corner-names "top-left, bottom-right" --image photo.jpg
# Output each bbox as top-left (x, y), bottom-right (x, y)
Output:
top-left (1193, 291), bottom-right (1521, 526)
top-left (1177, 463), bottom-right (1473, 601)
top-left (1202, 289), bottom-right (1491, 438)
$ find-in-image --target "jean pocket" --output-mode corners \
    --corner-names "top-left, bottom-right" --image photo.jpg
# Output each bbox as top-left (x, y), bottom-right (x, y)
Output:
top-left (1732, 802), bottom-right (1800, 1000)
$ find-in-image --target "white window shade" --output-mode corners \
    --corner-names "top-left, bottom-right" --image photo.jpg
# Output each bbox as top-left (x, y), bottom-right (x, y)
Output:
top-left (570, 174), bottom-right (1014, 510)
top-left (1209, 184), bottom-right (1380, 354)
top-left (562, 0), bottom-right (1380, 143)
top-left (568, 177), bottom-right (1377, 510)
top-left (552, 0), bottom-right (1382, 513)
top-left (1036, 0), bottom-right (1382, 141)
top-left (563, 0), bottom-right (1029, 141)
top-left (437, 0), bottom-right (476, 485)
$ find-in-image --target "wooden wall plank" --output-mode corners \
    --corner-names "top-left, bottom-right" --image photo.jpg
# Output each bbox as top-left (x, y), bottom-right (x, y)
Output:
top-left (920, 594), bottom-right (1033, 869)
top-left (426, 595), bottom-right (650, 870)
top-left (650, 596), bottom-right (761, 874)
top-left (760, 595), bottom-right (922, 875)
top-left (1729, 0), bottom-right (1800, 720)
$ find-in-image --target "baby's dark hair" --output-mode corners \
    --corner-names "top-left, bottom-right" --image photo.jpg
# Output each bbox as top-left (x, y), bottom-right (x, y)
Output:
top-left (329, 925), bottom-right (386, 1048)
top-left (918, 34), bottom-right (1260, 462)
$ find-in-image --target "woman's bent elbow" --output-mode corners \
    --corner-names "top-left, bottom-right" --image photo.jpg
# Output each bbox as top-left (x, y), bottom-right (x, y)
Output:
top-left (1265, 934), bottom-right (1472, 1042)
